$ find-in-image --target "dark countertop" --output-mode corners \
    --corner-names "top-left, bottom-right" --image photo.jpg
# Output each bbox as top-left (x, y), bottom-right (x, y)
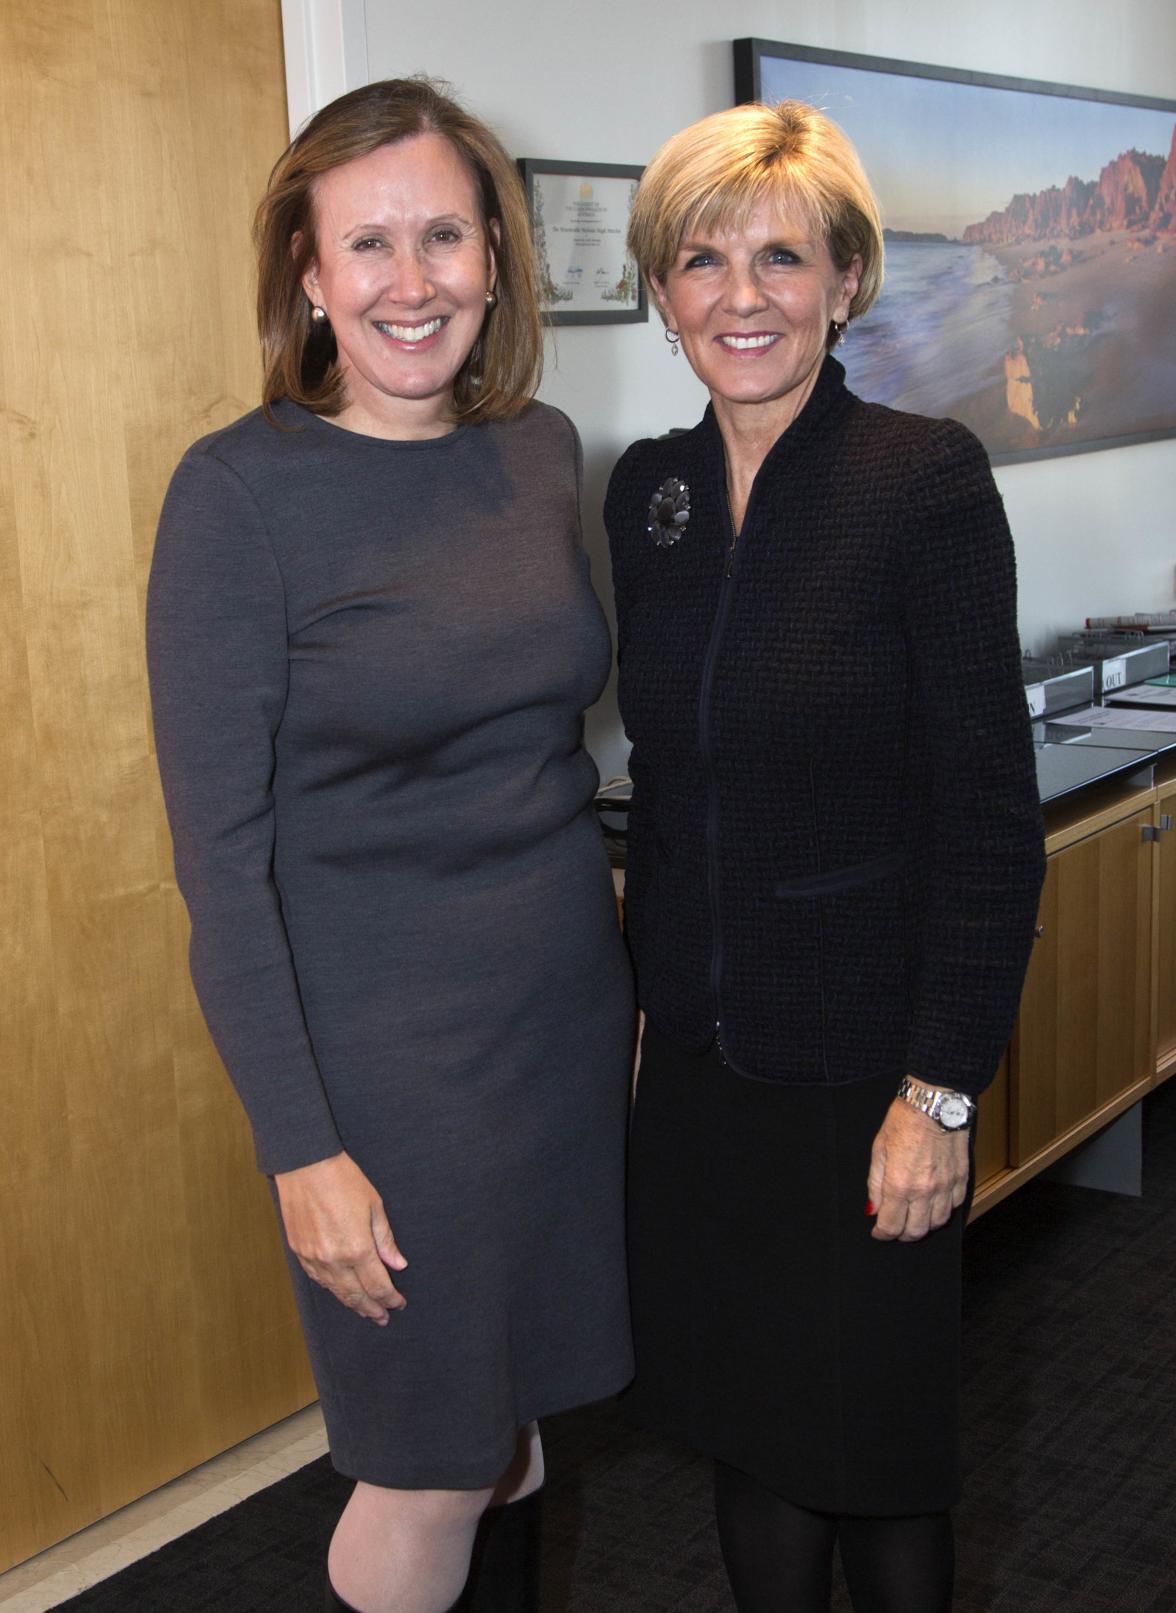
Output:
top-left (1033, 719), bottom-right (1176, 805)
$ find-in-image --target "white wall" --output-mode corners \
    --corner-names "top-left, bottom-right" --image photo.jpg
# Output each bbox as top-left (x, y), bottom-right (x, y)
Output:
top-left (292, 0), bottom-right (1176, 780)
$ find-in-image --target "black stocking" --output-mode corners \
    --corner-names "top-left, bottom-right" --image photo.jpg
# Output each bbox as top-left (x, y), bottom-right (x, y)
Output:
top-left (714, 1461), bottom-right (837, 1613)
top-left (837, 1510), bottom-right (954, 1613)
top-left (713, 1462), bottom-right (954, 1613)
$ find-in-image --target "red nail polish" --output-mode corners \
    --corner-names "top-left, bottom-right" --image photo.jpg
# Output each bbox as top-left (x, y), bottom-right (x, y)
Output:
top-left (865, 1200), bottom-right (875, 1216)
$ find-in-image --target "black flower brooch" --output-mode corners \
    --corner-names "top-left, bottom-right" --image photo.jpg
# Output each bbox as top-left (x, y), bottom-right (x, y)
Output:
top-left (646, 477), bottom-right (690, 548)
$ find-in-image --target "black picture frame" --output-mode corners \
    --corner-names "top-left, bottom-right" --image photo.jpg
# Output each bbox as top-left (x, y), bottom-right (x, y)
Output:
top-left (518, 159), bottom-right (647, 327)
top-left (733, 39), bottom-right (1176, 464)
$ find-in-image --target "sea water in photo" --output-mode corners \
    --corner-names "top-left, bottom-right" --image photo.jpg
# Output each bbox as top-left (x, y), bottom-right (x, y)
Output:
top-left (845, 241), bottom-right (1014, 418)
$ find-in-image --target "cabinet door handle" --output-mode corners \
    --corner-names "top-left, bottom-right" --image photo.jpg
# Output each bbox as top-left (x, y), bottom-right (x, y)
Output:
top-left (1034, 924), bottom-right (1045, 938)
top-left (1142, 825), bottom-right (1162, 842)
top-left (1161, 814), bottom-right (1174, 832)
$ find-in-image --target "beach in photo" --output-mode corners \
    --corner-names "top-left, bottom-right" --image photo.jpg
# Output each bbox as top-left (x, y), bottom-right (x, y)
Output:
top-left (757, 50), bottom-right (1176, 459)
top-left (845, 226), bottom-right (1176, 456)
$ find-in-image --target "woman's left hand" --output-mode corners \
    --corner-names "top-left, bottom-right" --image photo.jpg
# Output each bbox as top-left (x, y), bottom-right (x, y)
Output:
top-left (866, 1098), bottom-right (969, 1243)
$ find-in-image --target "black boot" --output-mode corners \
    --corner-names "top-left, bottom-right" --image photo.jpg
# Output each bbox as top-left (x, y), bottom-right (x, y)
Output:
top-left (453, 1490), bottom-right (542, 1612)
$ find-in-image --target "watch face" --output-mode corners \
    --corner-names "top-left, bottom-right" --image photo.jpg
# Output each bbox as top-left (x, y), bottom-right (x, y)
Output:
top-left (939, 1095), bottom-right (970, 1129)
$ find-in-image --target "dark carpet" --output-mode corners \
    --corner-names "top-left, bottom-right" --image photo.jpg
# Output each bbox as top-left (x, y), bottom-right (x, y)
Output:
top-left (54, 1081), bottom-right (1176, 1612)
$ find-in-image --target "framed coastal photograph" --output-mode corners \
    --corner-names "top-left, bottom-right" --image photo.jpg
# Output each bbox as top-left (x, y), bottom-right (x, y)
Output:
top-left (734, 40), bottom-right (1176, 463)
top-left (518, 159), bottom-right (647, 326)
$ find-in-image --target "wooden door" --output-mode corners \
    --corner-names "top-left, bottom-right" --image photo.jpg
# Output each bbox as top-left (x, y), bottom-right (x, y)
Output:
top-left (1011, 807), bottom-right (1153, 1165)
top-left (0, 0), bottom-right (317, 1571)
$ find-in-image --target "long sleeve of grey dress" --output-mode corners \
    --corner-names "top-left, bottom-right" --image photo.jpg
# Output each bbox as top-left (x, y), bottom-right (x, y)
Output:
top-left (147, 399), bottom-right (635, 1486)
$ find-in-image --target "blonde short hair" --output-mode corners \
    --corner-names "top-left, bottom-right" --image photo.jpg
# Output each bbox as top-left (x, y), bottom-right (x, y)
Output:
top-left (255, 77), bottom-right (541, 424)
top-left (629, 101), bottom-right (884, 346)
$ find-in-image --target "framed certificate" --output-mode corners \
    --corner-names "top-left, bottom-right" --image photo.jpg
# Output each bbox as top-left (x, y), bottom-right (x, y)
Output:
top-left (518, 159), bottom-right (647, 325)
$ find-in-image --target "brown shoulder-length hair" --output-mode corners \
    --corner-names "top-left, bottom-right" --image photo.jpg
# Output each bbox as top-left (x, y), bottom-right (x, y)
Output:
top-left (254, 77), bottom-right (541, 424)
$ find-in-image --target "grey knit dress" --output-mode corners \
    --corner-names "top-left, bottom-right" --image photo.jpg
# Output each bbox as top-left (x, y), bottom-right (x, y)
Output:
top-left (147, 399), bottom-right (635, 1488)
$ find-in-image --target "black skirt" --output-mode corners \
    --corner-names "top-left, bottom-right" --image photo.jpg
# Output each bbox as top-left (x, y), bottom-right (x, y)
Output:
top-left (623, 1021), bottom-right (969, 1517)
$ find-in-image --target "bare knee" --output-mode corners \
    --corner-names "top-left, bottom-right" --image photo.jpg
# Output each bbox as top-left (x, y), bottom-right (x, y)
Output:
top-left (351, 1479), bottom-right (493, 1533)
top-left (329, 1481), bottom-right (492, 1612)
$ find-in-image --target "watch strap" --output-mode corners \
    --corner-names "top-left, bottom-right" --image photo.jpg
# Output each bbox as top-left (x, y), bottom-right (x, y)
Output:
top-left (897, 1075), bottom-right (976, 1131)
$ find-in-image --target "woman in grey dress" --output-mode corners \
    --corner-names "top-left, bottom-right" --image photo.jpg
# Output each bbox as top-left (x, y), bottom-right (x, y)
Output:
top-left (146, 79), bottom-right (634, 1613)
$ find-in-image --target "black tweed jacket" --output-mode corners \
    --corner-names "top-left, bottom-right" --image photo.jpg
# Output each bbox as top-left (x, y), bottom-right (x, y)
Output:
top-left (605, 357), bottom-right (1045, 1098)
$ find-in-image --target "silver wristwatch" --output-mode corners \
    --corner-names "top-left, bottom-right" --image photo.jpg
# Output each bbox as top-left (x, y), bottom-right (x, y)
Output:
top-left (897, 1076), bottom-right (976, 1132)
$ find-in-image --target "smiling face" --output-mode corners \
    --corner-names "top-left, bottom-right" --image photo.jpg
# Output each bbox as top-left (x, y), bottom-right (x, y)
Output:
top-left (301, 132), bottom-right (496, 439)
top-left (652, 195), bottom-right (861, 437)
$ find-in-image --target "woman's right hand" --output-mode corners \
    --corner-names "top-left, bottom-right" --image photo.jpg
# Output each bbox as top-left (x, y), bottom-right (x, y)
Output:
top-left (274, 1152), bottom-right (408, 1324)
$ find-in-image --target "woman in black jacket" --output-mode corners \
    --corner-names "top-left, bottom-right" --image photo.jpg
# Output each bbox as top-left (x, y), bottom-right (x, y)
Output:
top-left (605, 100), bottom-right (1045, 1613)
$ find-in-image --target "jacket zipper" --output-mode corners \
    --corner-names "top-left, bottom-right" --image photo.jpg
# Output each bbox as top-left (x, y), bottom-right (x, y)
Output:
top-left (697, 487), bottom-right (752, 1059)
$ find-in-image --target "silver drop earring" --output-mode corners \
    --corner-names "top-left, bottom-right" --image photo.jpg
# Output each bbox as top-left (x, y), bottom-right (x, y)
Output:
top-left (833, 320), bottom-right (848, 346)
top-left (665, 327), bottom-right (680, 357)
